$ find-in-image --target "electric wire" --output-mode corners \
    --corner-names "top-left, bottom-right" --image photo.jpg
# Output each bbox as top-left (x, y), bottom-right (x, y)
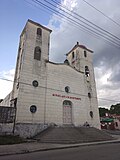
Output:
top-left (0, 77), bottom-right (120, 103)
top-left (24, 0), bottom-right (120, 49)
top-left (31, 0), bottom-right (120, 49)
top-left (31, 0), bottom-right (120, 48)
top-left (1, 1), bottom-right (120, 104)
top-left (82, 0), bottom-right (120, 28)
top-left (51, 0), bottom-right (120, 42)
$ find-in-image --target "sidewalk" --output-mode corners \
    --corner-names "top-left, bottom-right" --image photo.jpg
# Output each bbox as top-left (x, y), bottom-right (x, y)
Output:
top-left (0, 138), bottom-right (120, 156)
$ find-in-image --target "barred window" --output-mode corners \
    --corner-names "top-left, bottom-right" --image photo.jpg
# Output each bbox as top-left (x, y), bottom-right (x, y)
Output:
top-left (85, 66), bottom-right (89, 76)
top-left (34, 46), bottom-right (41, 60)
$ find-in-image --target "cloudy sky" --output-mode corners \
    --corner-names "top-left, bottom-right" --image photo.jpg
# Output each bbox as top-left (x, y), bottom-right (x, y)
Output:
top-left (0, 0), bottom-right (120, 108)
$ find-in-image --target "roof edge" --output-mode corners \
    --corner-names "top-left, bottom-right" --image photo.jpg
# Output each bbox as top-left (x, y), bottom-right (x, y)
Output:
top-left (66, 43), bottom-right (93, 56)
top-left (27, 19), bottom-right (52, 32)
top-left (28, 19), bottom-right (52, 33)
top-left (46, 61), bottom-right (84, 74)
top-left (20, 19), bottom-right (52, 37)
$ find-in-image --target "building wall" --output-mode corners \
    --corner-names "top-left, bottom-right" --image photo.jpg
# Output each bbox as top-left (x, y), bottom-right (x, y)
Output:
top-left (13, 20), bottom-right (99, 128)
top-left (45, 63), bottom-right (86, 125)
top-left (114, 119), bottom-right (120, 130)
top-left (0, 91), bottom-right (12, 106)
top-left (45, 63), bottom-right (100, 128)
top-left (15, 61), bottom-right (100, 128)
top-left (13, 20), bottom-right (51, 124)
top-left (3, 20), bottom-right (100, 137)
top-left (66, 45), bottom-right (100, 128)
top-left (67, 47), bottom-right (92, 72)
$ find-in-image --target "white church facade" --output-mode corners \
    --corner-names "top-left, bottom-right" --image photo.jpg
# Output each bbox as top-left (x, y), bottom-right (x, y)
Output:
top-left (1, 20), bottom-right (100, 137)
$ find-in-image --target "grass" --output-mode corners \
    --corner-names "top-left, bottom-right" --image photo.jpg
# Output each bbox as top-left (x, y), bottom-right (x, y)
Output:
top-left (0, 135), bottom-right (25, 145)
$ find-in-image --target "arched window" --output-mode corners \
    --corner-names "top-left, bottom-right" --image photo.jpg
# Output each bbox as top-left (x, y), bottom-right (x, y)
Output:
top-left (72, 51), bottom-right (74, 59)
top-left (34, 46), bottom-right (41, 60)
top-left (90, 111), bottom-right (93, 118)
top-left (37, 28), bottom-right (42, 36)
top-left (85, 66), bottom-right (89, 77)
top-left (88, 92), bottom-right (91, 98)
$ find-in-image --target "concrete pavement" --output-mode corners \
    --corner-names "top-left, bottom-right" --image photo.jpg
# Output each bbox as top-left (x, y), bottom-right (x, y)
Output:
top-left (0, 137), bottom-right (120, 156)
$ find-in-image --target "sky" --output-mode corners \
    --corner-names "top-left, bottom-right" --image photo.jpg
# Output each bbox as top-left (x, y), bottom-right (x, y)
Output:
top-left (0, 0), bottom-right (120, 108)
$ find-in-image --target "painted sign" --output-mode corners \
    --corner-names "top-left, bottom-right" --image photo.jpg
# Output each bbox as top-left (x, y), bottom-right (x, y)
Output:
top-left (52, 94), bottom-right (81, 100)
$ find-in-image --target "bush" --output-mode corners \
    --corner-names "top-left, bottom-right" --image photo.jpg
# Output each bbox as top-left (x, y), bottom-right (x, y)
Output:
top-left (0, 135), bottom-right (25, 145)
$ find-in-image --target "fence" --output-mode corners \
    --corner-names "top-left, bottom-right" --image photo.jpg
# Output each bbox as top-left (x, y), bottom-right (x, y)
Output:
top-left (0, 106), bottom-right (15, 123)
top-left (0, 106), bottom-right (16, 135)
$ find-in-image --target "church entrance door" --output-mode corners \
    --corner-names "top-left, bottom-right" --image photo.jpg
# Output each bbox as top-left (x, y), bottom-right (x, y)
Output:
top-left (63, 100), bottom-right (72, 124)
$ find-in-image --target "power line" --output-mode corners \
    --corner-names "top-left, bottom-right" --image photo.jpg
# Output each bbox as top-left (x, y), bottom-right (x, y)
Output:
top-left (82, 0), bottom-right (120, 28)
top-left (0, 77), bottom-right (14, 82)
top-left (25, 0), bottom-right (120, 47)
top-left (24, 0), bottom-right (120, 49)
top-left (1, 1), bottom-right (120, 104)
top-left (30, 0), bottom-right (119, 48)
top-left (0, 77), bottom-right (120, 103)
top-left (31, 0), bottom-right (120, 49)
top-left (44, 0), bottom-right (120, 44)
top-left (51, 0), bottom-right (120, 42)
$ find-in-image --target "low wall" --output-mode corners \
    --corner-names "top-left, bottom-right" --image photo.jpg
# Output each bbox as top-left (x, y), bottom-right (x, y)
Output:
top-left (14, 123), bottom-right (49, 138)
top-left (0, 106), bottom-right (15, 135)
top-left (0, 123), bottom-right (14, 135)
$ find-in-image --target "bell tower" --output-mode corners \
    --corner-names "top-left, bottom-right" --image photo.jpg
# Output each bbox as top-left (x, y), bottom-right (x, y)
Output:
top-left (66, 42), bottom-right (93, 73)
top-left (12, 19), bottom-right (52, 124)
top-left (66, 42), bottom-right (100, 128)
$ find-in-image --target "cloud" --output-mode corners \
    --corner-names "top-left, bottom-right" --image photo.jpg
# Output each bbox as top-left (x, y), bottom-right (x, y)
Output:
top-left (1, 0), bottom-right (120, 108)
top-left (47, 0), bottom-right (120, 108)
top-left (94, 67), bottom-right (120, 108)
top-left (0, 69), bottom-right (14, 99)
top-left (108, 62), bottom-right (120, 83)
top-left (61, 0), bottom-right (77, 11)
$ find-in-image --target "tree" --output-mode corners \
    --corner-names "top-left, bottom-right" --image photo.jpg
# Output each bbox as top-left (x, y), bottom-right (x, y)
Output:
top-left (109, 103), bottom-right (120, 115)
top-left (99, 107), bottom-right (109, 117)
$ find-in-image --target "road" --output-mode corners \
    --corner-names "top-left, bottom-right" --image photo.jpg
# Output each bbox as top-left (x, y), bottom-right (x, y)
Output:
top-left (0, 143), bottom-right (120, 160)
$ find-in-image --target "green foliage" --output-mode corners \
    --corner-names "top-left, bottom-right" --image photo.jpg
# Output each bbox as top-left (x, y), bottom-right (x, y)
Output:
top-left (109, 103), bottom-right (120, 115)
top-left (99, 103), bottom-right (120, 117)
top-left (99, 107), bottom-right (109, 117)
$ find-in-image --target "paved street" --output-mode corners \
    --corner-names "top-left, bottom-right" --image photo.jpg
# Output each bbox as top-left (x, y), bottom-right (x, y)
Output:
top-left (0, 143), bottom-right (120, 160)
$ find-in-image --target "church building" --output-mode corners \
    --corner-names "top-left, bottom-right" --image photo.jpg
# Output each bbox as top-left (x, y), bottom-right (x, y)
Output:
top-left (1, 20), bottom-right (100, 137)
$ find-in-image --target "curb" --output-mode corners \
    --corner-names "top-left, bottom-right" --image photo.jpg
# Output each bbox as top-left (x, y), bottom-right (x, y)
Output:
top-left (0, 139), bottom-right (120, 156)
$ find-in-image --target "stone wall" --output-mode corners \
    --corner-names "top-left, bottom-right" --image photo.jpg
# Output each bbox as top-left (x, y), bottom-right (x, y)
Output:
top-left (0, 123), bottom-right (14, 135)
top-left (14, 123), bottom-right (48, 138)
top-left (0, 92), bottom-right (12, 106)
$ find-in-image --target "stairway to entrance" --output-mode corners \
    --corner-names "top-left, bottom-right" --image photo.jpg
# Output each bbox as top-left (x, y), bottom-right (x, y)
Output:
top-left (33, 126), bottom-right (114, 144)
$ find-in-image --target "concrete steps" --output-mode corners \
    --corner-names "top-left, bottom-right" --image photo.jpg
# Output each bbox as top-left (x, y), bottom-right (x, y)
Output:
top-left (34, 126), bottom-right (114, 144)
